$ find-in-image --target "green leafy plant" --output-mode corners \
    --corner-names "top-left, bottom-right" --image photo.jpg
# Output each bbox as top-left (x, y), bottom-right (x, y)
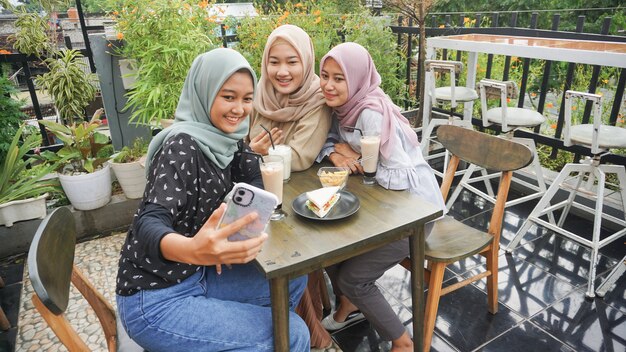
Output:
top-left (233, 0), bottom-right (407, 105)
top-left (0, 125), bottom-right (60, 204)
top-left (112, 0), bottom-right (221, 126)
top-left (38, 113), bottom-right (110, 175)
top-left (34, 49), bottom-right (98, 125)
top-left (0, 74), bottom-right (27, 166)
top-left (112, 137), bottom-right (148, 163)
top-left (9, 12), bottom-right (51, 57)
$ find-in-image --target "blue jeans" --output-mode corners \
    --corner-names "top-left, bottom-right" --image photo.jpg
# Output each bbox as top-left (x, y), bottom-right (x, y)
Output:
top-left (117, 263), bottom-right (309, 351)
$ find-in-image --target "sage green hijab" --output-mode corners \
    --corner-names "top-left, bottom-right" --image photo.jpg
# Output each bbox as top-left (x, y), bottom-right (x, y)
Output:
top-left (146, 48), bottom-right (257, 174)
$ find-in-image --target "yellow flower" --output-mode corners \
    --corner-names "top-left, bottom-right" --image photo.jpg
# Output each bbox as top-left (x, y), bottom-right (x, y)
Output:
top-left (313, 10), bottom-right (321, 16)
top-left (314, 16), bottom-right (321, 24)
top-left (198, 0), bottom-right (208, 9)
top-left (117, 32), bottom-right (124, 40)
top-left (546, 103), bottom-right (554, 108)
top-left (530, 92), bottom-right (537, 97)
top-left (602, 79), bottom-right (609, 84)
top-left (551, 123), bottom-right (557, 129)
top-left (572, 106), bottom-right (577, 110)
top-left (295, 3), bottom-right (303, 7)
top-left (224, 24), bottom-right (230, 30)
top-left (464, 17), bottom-right (470, 23)
top-left (439, 24), bottom-right (445, 28)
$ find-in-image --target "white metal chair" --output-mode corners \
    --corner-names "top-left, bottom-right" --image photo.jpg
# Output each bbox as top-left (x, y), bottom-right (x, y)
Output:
top-left (506, 90), bottom-right (626, 297)
top-left (421, 60), bottom-right (479, 177)
top-left (445, 79), bottom-right (553, 220)
top-left (596, 250), bottom-right (626, 298)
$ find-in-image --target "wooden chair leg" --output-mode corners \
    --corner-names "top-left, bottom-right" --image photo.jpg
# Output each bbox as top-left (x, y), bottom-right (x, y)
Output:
top-left (0, 307), bottom-right (9, 331)
top-left (486, 248), bottom-right (499, 314)
top-left (32, 294), bottom-right (91, 351)
top-left (424, 262), bottom-right (446, 352)
top-left (0, 276), bottom-right (9, 331)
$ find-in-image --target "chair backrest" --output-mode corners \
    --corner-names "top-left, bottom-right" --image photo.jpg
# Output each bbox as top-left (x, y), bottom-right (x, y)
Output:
top-left (425, 59), bottom-right (463, 74)
top-left (563, 90), bottom-right (604, 154)
top-left (479, 79), bottom-right (519, 100)
top-left (28, 206), bottom-right (76, 315)
top-left (437, 125), bottom-right (533, 238)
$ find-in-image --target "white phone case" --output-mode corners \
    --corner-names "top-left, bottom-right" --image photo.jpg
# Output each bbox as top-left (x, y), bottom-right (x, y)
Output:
top-left (218, 183), bottom-right (279, 241)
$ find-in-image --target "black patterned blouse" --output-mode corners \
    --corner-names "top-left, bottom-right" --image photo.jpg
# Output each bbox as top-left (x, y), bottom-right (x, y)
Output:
top-left (116, 133), bottom-right (262, 296)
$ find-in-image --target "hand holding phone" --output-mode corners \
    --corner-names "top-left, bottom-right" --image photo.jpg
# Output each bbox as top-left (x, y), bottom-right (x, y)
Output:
top-left (218, 183), bottom-right (279, 241)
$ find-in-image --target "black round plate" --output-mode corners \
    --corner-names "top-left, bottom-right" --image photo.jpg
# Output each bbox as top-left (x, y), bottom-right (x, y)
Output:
top-left (291, 190), bottom-right (360, 221)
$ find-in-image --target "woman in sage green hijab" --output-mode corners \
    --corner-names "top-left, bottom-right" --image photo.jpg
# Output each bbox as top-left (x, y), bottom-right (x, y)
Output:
top-left (116, 48), bottom-right (309, 352)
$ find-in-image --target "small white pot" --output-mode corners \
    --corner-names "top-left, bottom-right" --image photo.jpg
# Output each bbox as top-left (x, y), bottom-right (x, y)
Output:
top-left (111, 159), bottom-right (146, 199)
top-left (59, 164), bottom-right (112, 210)
top-left (0, 194), bottom-right (48, 227)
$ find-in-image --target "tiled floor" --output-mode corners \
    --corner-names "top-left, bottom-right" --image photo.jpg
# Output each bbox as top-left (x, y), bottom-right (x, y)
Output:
top-left (0, 185), bottom-right (625, 352)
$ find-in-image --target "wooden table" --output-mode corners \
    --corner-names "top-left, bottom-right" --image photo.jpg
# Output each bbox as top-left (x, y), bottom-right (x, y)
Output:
top-left (422, 33), bottom-right (626, 124)
top-left (254, 167), bottom-right (443, 352)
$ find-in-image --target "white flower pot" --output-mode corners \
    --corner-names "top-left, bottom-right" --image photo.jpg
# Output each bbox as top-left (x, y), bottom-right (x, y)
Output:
top-left (59, 164), bottom-right (112, 210)
top-left (0, 194), bottom-right (48, 227)
top-left (111, 159), bottom-right (146, 199)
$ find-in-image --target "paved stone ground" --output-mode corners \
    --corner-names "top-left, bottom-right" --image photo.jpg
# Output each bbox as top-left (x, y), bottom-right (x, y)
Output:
top-left (15, 232), bottom-right (342, 352)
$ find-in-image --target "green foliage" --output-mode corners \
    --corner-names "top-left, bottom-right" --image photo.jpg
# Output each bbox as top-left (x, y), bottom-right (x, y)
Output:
top-left (234, 0), bottom-right (407, 105)
top-left (112, 0), bottom-right (221, 126)
top-left (34, 49), bottom-right (98, 125)
top-left (112, 137), bottom-right (148, 163)
top-left (0, 125), bottom-right (61, 204)
top-left (38, 117), bottom-right (110, 174)
top-left (0, 75), bottom-right (27, 166)
top-left (9, 12), bottom-right (51, 56)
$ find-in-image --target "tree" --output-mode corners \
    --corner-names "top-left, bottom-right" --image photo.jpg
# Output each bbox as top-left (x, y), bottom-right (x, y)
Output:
top-left (386, 0), bottom-right (436, 127)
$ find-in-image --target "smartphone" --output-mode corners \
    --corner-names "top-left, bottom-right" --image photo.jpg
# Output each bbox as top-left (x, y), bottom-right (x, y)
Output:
top-left (218, 183), bottom-right (279, 241)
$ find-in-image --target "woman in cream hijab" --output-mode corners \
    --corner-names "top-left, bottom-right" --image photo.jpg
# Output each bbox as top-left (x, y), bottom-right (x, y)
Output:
top-left (248, 24), bottom-right (332, 171)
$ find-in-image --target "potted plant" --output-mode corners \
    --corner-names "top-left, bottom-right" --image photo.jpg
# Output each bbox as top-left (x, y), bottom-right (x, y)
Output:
top-left (112, 0), bottom-right (220, 127)
top-left (110, 137), bottom-right (148, 199)
top-left (38, 110), bottom-right (113, 211)
top-left (34, 49), bottom-right (98, 125)
top-left (0, 125), bottom-right (60, 227)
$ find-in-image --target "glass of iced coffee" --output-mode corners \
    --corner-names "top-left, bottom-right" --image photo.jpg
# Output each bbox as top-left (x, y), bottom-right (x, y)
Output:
top-left (360, 133), bottom-right (380, 185)
top-left (267, 144), bottom-right (292, 183)
top-left (260, 155), bottom-right (285, 220)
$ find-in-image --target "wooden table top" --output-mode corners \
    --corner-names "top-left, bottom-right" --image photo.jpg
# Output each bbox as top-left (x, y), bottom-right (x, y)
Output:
top-left (255, 166), bottom-right (443, 279)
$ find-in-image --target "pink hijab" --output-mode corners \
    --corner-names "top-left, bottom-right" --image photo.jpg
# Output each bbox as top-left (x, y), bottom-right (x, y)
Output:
top-left (253, 25), bottom-right (325, 122)
top-left (320, 42), bottom-right (419, 158)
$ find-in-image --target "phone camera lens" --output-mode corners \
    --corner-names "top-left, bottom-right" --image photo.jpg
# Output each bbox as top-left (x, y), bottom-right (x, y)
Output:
top-left (235, 196), bottom-right (243, 202)
top-left (238, 190), bottom-right (245, 196)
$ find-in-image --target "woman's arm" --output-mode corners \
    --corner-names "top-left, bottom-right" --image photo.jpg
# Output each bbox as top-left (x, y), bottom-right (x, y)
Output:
top-left (160, 203), bottom-right (267, 266)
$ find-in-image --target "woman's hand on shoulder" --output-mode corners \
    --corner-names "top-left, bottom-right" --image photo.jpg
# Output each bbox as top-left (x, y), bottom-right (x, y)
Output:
top-left (250, 127), bottom-right (284, 155)
top-left (190, 204), bottom-right (267, 267)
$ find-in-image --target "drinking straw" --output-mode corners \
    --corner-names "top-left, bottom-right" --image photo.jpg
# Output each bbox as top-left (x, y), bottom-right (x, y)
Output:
top-left (342, 126), bottom-right (363, 137)
top-left (260, 124), bottom-right (276, 150)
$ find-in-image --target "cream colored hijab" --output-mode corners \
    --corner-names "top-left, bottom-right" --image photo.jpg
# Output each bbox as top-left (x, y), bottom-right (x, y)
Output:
top-left (253, 24), bottom-right (325, 122)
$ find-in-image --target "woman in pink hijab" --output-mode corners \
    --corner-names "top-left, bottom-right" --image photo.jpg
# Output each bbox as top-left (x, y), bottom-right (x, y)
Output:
top-left (317, 42), bottom-right (445, 352)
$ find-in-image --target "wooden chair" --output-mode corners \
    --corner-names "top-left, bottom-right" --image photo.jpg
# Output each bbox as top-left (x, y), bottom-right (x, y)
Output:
top-left (400, 125), bottom-right (533, 352)
top-left (0, 275), bottom-right (10, 331)
top-left (28, 207), bottom-right (144, 352)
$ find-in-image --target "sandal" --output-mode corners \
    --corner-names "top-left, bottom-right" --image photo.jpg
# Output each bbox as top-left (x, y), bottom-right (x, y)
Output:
top-left (321, 310), bottom-right (365, 331)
